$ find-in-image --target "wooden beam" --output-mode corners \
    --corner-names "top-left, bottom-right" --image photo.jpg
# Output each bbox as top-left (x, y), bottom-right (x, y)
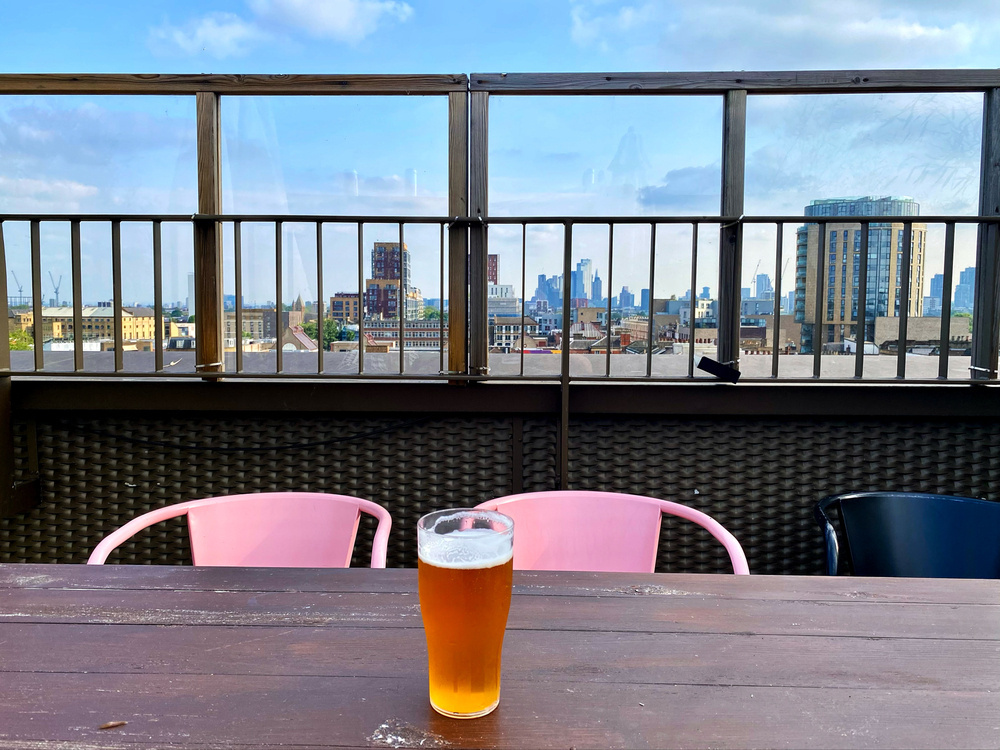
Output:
top-left (195, 92), bottom-right (224, 377)
top-left (717, 90), bottom-right (746, 370)
top-left (447, 91), bottom-right (469, 376)
top-left (972, 90), bottom-right (1000, 380)
top-left (0, 74), bottom-right (468, 96)
top-left (0, 222), bottom-right (8, 373)
top-left (470, 70), bottom-right (1000, 95)
top-left (972, 89), bottom-right (1000, 380)
top-left (469, 91), bottom-right (489, 376)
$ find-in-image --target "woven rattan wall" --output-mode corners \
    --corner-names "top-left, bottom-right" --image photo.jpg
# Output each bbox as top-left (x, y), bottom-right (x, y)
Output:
top-left (1, 415), bottom-right (514, 568)
top-left (554, 417), bottom-right (1000, 575)
top-left (4, 413), bottom-right (998, 574)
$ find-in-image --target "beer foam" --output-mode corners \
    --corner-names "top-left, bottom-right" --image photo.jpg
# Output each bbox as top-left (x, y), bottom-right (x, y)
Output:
top-left (419, 528), bottom-right (513, 569)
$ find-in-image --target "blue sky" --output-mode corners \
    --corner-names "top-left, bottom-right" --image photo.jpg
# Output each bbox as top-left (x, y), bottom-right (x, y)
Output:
top-left (1, 0), bottom-right (998, 306)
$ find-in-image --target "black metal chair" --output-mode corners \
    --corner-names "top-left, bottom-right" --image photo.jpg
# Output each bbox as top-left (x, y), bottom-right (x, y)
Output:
top-left (814, 492), bottom-right (1000, 578)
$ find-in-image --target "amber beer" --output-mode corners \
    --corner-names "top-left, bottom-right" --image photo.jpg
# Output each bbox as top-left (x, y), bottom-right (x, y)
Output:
top-left (417, 509), bottom-right (514, 718)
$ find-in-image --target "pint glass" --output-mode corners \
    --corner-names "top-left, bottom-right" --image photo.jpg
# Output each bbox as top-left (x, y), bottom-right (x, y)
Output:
top-left (417, 509), bottom-right (514, 719)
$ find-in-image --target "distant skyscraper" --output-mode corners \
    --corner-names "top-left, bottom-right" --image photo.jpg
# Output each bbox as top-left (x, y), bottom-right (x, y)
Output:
top-left (640, 288), bottom-right (650, 312)
top-left (575, 259), bottom-right (594, 300)
top-left (367, 242), bottom-right (420, 319)
top-left (618, 286), bottom-right (635, 308)
top-left (487, 254), bottom-right (498, 285)
top-left (756, 273), bottom-right (773, 298)
top-left (187, 273), bottom-right (195, 317)
top-left (953, 267), bottom-right (976, 312)
top-left (795, 196), bottom-right (926, 352)
top-left (699, 287), bottom-right (711, 300)
top-left (930, 273), bottom-right (944, 300)
top-left (592, 272), bottom-right (603, 304)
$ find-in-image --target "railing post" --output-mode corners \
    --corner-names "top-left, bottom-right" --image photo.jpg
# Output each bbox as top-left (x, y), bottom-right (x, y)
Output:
top-left (447, 90), bottom-right (469, 377)
top-left (195, 91), bottom-right (224, 378)
top-left (717, 90), bottom-right (747, 371)
top-left (468, 91), bottom-right (489, 376)
top-left (0, 222), bottom-right (37, 517)
top-left (972, 88), bottom-right (1000, 380)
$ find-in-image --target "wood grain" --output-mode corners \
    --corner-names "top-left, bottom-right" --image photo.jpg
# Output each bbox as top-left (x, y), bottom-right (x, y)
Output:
top-left (2, 585), bottom-right (998, 639)
top-left (0, 73), bottom-right (467, 95)
top-left (468, 91), bottom-right (489, 376)
top-left (470, 70), bottom-right (1000, 94)
top-left (0, 673), bottom-right (995, 749)
top-left (0, 564), bottom-right (997, 749)
top-left (194, 93), bottom-right (223, 376)
top-left (2, 623), bottom-right (997, 691)
top-left (447, 91), bottom-right (469, 377)
top-left (1, 565), bottom-right (996, 605)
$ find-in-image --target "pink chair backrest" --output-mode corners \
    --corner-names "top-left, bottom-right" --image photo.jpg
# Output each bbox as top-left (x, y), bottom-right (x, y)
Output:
top-left (476, 491), bottom-right (749, 574)
top-left (88, 492), bottom-right (392, 568)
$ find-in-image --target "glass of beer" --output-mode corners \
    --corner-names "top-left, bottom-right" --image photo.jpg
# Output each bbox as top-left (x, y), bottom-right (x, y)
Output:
top-left (417, 508), bottom-right (514, 719)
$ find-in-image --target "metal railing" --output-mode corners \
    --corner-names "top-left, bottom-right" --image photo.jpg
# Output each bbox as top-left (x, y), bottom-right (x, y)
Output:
top-left (2, 70), bottom-right (1000, 384)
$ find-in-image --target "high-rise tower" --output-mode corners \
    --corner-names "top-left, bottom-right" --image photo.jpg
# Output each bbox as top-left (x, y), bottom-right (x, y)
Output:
top-left (794, 196), bottom-right (926, 351)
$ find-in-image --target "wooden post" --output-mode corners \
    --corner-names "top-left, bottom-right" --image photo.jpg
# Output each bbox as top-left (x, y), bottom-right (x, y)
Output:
top-left (447, 91), bottom-right (469, 377)
top-left (972, 88), bottom-right (1000, 380)
top-left (0, 223), bottom-right (37, 517)
top-left (717, 90), bottom-right (746, 371)
top-left (195, 92), bottom-right (224, 377)
top-left (468, 91), bottom-right (489, 376)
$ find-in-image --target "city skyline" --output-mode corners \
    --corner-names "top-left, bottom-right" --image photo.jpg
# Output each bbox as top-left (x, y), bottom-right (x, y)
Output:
top-left (1, 3), bottom-right (995, 307)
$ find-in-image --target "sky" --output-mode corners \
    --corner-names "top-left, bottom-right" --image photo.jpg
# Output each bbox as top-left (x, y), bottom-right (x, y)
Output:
top-left (1, 0), bottom-right (998, 307)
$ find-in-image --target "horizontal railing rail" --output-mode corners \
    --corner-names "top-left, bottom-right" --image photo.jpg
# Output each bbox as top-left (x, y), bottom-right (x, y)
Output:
top-left (3, 212), bottom-right (994, 383)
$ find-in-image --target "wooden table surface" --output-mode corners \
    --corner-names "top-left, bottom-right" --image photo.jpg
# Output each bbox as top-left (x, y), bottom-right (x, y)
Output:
top-left (0, 564), bottom-right (997, 749)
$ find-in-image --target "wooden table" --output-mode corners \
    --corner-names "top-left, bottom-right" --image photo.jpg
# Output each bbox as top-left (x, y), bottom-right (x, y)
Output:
top-left (0, 564), bottom-right (997, 749)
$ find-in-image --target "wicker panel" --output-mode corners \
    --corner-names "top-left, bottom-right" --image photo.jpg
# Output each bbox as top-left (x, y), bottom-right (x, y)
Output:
top-left (568, 417), bottom-right (1000, 575)
top-left (0, 416), bottom-right (514, 568)
top-left (522, 419), bottom-right (558, 492)
top-left (5, 413), bottom-right (1000, 574)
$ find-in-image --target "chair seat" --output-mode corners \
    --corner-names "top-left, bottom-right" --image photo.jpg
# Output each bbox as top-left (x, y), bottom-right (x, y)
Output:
top-left (88, 492), bottom-right (392, 568)
top-left (477, 490), bottom-right (749, 574)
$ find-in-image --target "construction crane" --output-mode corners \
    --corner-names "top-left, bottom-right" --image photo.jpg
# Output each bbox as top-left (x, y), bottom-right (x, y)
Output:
top-left (48, 272), bottom-right (62, 305)
top-left (751, 260), bottom-right (761, 296)
top-left (10, 270), bottom-right (23, 296)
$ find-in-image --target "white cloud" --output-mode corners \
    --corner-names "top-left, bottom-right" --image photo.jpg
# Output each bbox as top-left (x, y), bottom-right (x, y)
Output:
top-left (149, 12), bottom-right (268, 59)
top-left (249, 0), bottom-right (413, 44)
top-left (148, 0), bottom-right (413, 57)
top-left (568, 0), bottom-right (987, 69)
top-left (0, 176), bottom-right (99, 212)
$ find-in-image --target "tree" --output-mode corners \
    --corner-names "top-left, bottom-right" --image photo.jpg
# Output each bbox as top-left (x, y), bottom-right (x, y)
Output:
top-left (9, 329), bottom-right (33, 351)
top-left (424, 307), bottom-right (448, 322)
top-left (302, 318), bottom-right (342, 349)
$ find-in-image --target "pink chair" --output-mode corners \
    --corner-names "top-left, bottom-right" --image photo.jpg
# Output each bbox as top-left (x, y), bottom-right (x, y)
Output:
top-left (476, 491), bottom-right (749, 574)
top-left (87, 492), bottom-right (392, 568)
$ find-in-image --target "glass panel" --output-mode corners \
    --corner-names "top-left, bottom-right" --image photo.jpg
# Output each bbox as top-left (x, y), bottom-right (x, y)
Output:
top-left (0, 94), bottom-right (196, 373)
top-left (489, 95), bottom-right (723, 218)
top-left (745, 92), bottom-right (983, 379)
top-left (221, 96), bottom-right (447, 217)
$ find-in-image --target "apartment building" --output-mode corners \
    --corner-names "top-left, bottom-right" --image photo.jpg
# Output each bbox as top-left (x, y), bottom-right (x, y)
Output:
top-left (19, 305), bottom-right (162, 341)
top-left (795, 196), bottom-right (927, 352)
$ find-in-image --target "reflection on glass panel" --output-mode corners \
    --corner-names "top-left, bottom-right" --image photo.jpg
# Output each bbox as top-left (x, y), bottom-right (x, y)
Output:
top-left (744, 93), bottom-right (982, 380)
top-left (0, 95), bottom-right (196, 374)
top-left (220, 97), bottom-right (448, 217)
top-left (489, 96), bottom-right (723, 218)
top-left (0, 95), bottom-right (196, 215)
